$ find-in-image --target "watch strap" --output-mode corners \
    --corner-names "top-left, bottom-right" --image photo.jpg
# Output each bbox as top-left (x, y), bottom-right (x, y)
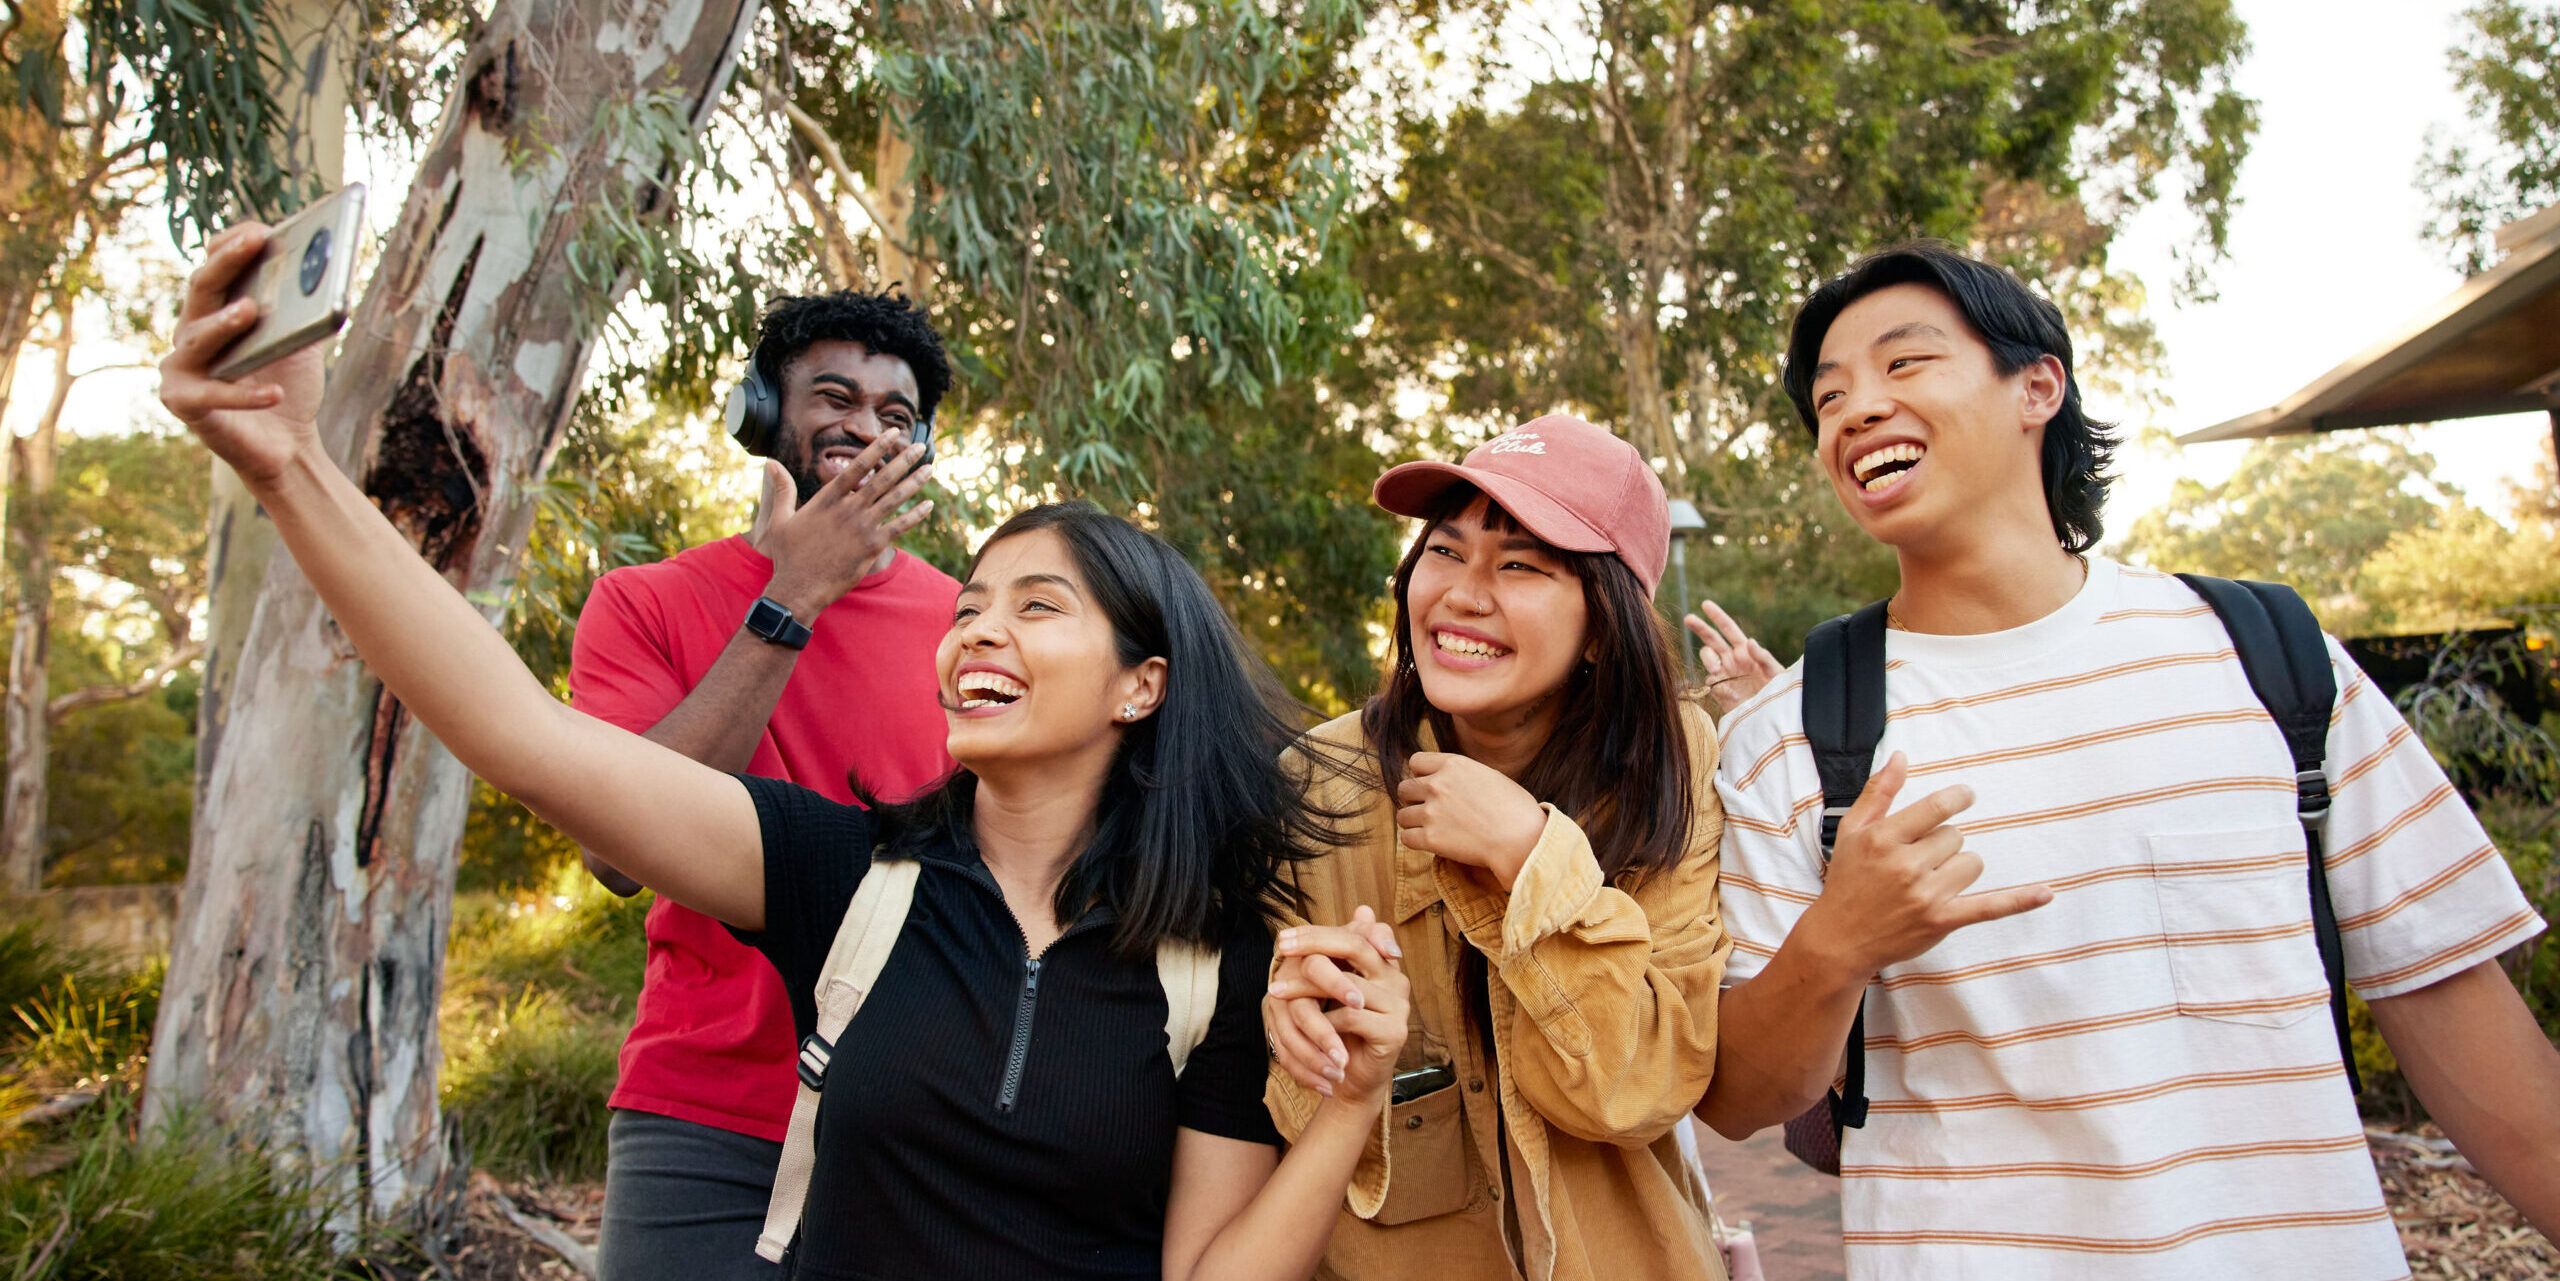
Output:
top-left (745, 596), bottom-right (814, 650)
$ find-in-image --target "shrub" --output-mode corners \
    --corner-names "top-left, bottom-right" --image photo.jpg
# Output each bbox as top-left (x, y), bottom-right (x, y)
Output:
top-left (0, 925), bottom-right (105, 1047)
top-left (0, 1092), bottom-right (355, 1281)
top-left (440, 988), bottom-right (621, 1184)
top-left (9, 961), bottom-right (165, 1093)
top-left (445, 859), bottom-right (650, 1017)
top-left (439, 857), bottom-right (647, 1183)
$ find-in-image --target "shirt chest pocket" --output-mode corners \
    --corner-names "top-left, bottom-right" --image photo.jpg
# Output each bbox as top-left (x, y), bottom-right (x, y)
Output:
top-left (2147, 827), bottom-right (2329, 1029)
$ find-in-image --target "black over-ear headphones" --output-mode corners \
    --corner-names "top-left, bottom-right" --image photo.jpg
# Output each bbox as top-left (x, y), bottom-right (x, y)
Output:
top-left (723, 362), bottom-right (785, 457)
top-left (725, 359), bottom-right (934, 462)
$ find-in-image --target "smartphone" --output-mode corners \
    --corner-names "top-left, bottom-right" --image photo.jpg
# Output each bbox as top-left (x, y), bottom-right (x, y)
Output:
top-left (1390, 1063), bottom-right (1456, 1104)
top-left (212, 184), bottom-right (368, 381)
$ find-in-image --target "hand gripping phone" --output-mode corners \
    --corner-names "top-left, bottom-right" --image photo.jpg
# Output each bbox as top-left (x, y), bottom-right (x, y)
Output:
top-left (212, 184), bottom-right (368, 381)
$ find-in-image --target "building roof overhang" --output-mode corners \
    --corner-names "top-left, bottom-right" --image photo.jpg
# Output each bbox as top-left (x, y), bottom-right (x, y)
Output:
top-left (2182, 203), bottom-right (2560, 444)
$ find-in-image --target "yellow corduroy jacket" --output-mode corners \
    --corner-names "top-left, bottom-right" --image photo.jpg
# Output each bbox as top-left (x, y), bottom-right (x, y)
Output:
top-left (1266, 705), bottom-right (1731, 1281)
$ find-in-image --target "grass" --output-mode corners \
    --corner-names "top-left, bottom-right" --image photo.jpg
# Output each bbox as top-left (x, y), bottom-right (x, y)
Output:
top-left (439, 857), bottom-right (650, 1183)
top-left (0, 1091), bottom-right (359, 1281)
top-left (441, 988), bottom-right (622, 1183)
top-left (9, 961), bottom-right (164, 1093)
top-left (0, 855), bottom-right (651, 1272)
top-left (0, 923), bottom-right (107, 1049)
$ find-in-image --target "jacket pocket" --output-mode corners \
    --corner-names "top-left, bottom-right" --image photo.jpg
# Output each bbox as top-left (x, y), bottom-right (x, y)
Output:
top-left (1370, 1080), bottom-right (1471, 1226)
top-left (2148, 827), bottom-right (2328, 1029)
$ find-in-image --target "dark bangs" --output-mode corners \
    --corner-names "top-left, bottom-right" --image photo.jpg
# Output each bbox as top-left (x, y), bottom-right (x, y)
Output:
top-left (1361, 484), bottom-right (1695, 883)
top-left (857, 501), bottom-right (1349, 956)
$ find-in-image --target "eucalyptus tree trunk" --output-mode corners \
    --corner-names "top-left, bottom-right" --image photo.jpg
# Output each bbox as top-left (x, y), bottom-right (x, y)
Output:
top-left (1, 300), bottom-right (72, 896)
top-left (147, 0), bottom-right (758, 1236)
top-left (196, 0), bottom-right (349, 849)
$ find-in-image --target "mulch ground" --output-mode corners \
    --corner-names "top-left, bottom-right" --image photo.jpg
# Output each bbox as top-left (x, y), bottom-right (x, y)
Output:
top-left (437, 1175), bottom-right (604, 1281)
top-left (2374, 1125), bottom-right (2559, 1280)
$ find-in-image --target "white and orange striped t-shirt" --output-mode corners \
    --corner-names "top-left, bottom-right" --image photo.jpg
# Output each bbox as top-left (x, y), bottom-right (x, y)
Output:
top-left (1714, 558), bottom-right (2543, 1280)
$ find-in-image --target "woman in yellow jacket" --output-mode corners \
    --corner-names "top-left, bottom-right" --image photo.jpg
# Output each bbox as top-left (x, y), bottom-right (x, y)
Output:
top-left (1264, 414), bottom-right (1731, 1281)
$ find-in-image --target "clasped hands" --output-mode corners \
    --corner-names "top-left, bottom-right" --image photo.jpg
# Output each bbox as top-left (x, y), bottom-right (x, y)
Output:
top-left (1261, 754), bottom-right (1543, 1099)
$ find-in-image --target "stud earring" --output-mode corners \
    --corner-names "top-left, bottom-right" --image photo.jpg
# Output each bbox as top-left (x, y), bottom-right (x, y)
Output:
top-left (1122, 703), bottom-right (1137, 721)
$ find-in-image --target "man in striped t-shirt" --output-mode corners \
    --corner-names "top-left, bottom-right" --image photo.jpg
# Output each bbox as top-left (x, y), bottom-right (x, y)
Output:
top-left (1693, 243), bottom-right (2560, 1279)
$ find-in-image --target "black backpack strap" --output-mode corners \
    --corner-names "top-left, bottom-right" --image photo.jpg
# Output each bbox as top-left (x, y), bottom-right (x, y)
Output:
top-left (2174, 574), bottom-right (2359, 1095)
top-left (1799, 600), bottom-right (1891, 1127)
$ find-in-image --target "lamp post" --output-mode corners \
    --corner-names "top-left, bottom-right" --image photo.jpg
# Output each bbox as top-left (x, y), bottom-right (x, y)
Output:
top-left (1665, 498), bottom-right (1706, 675)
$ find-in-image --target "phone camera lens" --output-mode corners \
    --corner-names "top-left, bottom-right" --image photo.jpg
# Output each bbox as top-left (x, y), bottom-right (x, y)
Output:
top-left (299, 229), bottom-right (332, 296)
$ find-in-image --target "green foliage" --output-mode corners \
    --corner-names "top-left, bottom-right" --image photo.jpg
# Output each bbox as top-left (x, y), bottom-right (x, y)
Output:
top-left (2356, 506), bottom-right (2560, 635)
top-left (0, 1092), bottom-right (356, 1281)
top-left (1350, 0), bottom-right (2254, 644)
top-left (440, 860), bottom-right (649, 1181)
top-left (2421, 0), bottom-right (2560, 273)
top-left (18, 426), bottom-right (210, 886)
top-left (874, 0), bottom-right (1400, 699)
top-left (439, 988), bottom-right (622, 1183)
top-left (2119, 433), bottom-right (2460, 628)
top-left (84, 0), bottom-right (310, 240)
top-left (8, 960), bottom-right (163, 1092)
top-left (444, 860), bottom-right (652, 1004)
top-left (37, 674), bottom-right (196, 885)
top-left (0, 923), bottom-right (105, 1044)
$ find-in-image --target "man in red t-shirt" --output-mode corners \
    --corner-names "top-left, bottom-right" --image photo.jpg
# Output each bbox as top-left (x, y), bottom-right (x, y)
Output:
top-left (569, 292), bottom-right (958, 1280)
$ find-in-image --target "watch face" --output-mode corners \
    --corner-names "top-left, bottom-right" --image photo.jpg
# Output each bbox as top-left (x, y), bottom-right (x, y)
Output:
top-left (747, 597), bottom-right (789, 636)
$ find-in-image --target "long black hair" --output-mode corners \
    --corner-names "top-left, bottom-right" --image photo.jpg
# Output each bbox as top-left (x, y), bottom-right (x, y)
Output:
top-left (1360, 485), bottom-right (1695, 884)
top-left (1780, 241), bottom-right (2118, 553)
top-left (861, 501), bottom-right (1347, 956)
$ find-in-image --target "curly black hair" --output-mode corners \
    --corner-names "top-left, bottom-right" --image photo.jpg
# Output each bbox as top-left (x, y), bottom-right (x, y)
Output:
top-left (1781, 242), bottom-right (2119, 554)
top-left (751, 290), bottom-right (954, 423)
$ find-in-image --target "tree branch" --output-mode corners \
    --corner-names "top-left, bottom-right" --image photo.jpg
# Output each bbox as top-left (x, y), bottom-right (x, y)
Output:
top-left (757, 72), bottom-right (925, 263)
top-left (47, 638), bottom-right (204, 725)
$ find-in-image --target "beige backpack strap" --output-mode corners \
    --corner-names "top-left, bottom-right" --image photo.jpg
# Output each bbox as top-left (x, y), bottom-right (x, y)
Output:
top-left (1155, 941), bottom-right (1221, 1077)
top-left (756, 855), bottom-right (922, 1264)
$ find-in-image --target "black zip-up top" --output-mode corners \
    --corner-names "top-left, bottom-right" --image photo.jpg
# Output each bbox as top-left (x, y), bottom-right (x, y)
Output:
top-left (731, 776), bottom-right (1282, 1281)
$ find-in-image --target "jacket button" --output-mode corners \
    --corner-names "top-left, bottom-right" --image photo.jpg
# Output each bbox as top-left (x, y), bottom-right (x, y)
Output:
top-left (1405, 1114), bottom-right (1425, 1130)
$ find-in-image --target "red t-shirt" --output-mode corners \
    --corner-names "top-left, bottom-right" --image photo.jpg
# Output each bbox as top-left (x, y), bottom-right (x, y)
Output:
top-left (567, 535), bottom-right (956, 1140)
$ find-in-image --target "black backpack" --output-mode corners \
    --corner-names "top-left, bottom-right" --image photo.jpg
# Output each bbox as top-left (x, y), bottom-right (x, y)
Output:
top-left (1777, 576), bottom-right (2360, 1175)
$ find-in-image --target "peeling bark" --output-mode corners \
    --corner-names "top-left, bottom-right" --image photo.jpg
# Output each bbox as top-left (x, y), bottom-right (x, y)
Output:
top-left (148, 0), bottom-right (760, 1238)
top-left (195, 0), bottom-right (354, 866)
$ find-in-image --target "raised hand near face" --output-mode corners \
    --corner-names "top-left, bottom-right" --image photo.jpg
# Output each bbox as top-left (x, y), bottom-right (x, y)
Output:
top-left (1798, 751), bottom-right (2053, 979)
top-left (1264, 905), bottom-right (1408, 1102)
top-left (751, 433), bottom-right (934, 615)
top-left (1395, 752), bottom-right (1548, 889)
top-left (157, 223), bottom-right (327, 482)
top-left (1684, 599), bottom-right (1785, 713)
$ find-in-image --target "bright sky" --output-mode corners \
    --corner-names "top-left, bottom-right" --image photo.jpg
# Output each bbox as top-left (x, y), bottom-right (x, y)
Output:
top-left (2102, 0), bottom-right (2555, 541)
top-left (14, 0), bottom-right (2553, 539)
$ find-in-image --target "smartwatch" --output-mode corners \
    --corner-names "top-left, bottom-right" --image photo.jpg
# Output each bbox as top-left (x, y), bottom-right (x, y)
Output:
top-left (743, 596), bottom-right (813, 650)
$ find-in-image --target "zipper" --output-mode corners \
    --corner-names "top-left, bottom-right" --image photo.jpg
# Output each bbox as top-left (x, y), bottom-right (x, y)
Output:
top-left (997, 955), bottom-right (1041, 1113)
top-left (948, 855), bottom-right (1101, 1118)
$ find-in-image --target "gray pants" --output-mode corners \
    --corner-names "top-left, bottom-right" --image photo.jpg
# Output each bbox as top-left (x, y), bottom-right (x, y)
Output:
top-left (597, 1110), bottom-right (786, 1281)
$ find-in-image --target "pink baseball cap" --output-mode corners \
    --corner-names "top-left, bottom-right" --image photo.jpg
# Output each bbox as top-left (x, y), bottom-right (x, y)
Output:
top-left (1372, 414), bottom-right (1671, 596)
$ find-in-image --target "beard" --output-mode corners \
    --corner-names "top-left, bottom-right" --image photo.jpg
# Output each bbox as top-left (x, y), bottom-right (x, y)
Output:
top-left (772, 426), bottom-right (863, 506)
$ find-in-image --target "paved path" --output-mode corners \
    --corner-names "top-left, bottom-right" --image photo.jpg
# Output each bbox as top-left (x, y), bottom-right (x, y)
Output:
top-left (1695, 1122), bottom-right (1846, 1281)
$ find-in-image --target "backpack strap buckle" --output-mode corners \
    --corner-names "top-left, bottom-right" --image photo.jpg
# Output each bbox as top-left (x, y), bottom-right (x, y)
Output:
top-left (1819, 805), bottom-right (1851, 859)
top-left (796, 1032), bottom-right (834, 1092)
top-left (2295, 768), bottom-right (2332, 823)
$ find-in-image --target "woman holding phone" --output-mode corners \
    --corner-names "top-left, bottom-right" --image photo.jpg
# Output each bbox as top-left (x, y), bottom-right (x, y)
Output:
top-left (160, 221), bottom-right (1405, 1281)
top-left (1262, 416), bottom-right (1732, 1281)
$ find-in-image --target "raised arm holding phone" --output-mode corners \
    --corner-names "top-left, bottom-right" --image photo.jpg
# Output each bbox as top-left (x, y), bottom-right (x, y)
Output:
top-left (162, 219), bottom-right (1413, 1281)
